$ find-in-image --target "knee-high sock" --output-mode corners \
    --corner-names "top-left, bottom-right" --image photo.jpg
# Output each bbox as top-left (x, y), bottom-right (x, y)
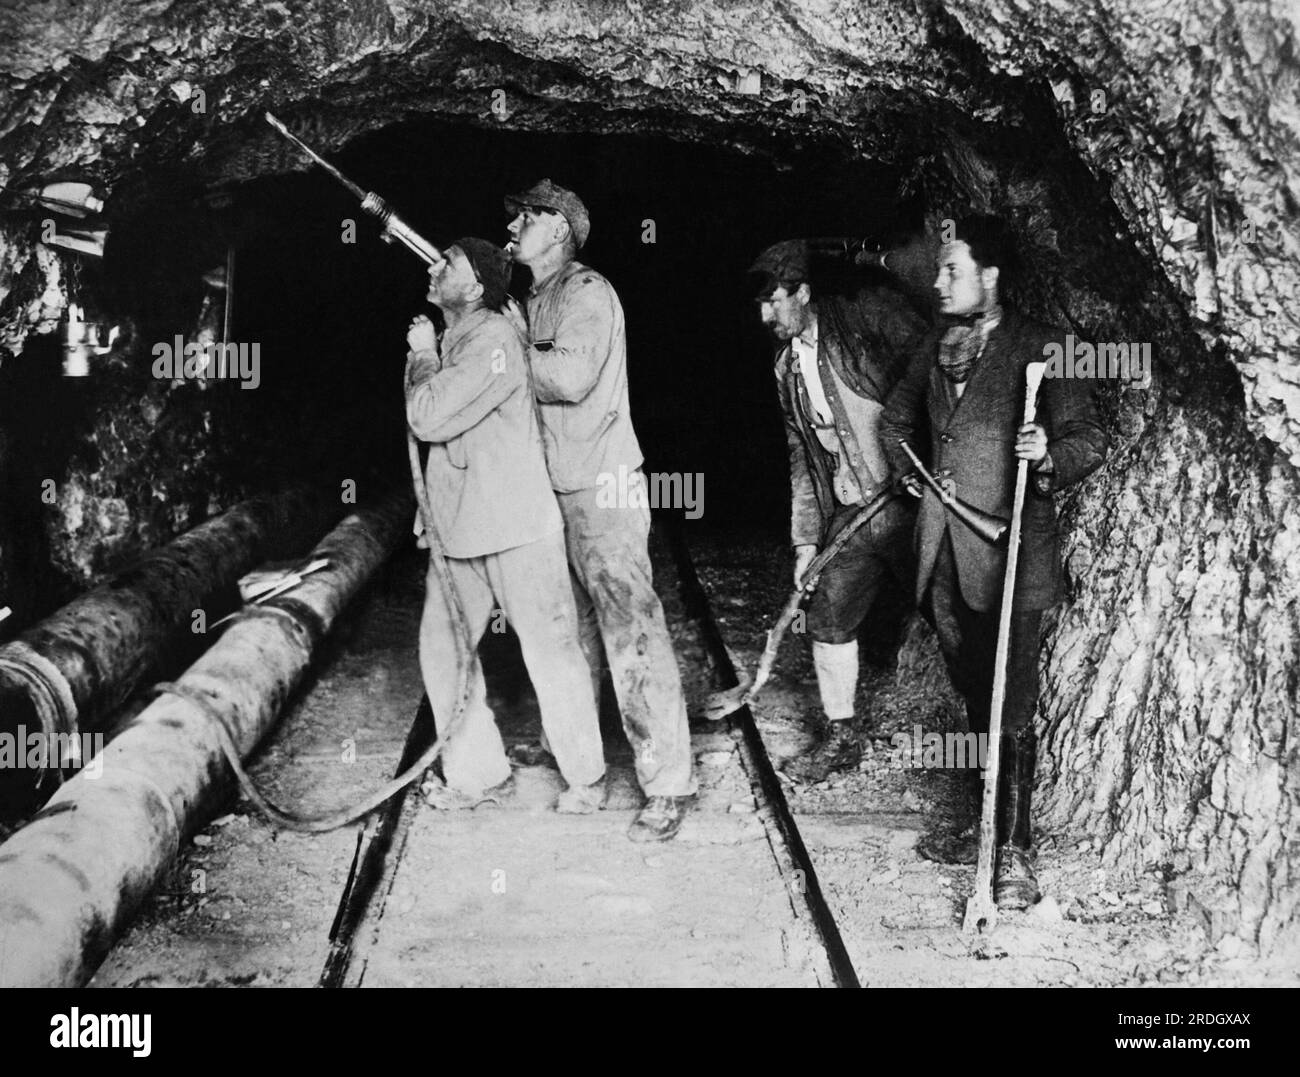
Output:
top-left (812, 640), bottom-right (858, 722)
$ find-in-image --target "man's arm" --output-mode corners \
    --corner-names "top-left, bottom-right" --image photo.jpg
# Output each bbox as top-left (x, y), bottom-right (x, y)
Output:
top-left (777, 366), bottom-right (822, 549)
top-left (881, 345), bottom-right (932, 481)
top-left (406, 325), bottom-right (521, 443)
top-left (1031, 373), bottom-right (1109, 496)
top-left (529, 273), bottom-right (617, 403)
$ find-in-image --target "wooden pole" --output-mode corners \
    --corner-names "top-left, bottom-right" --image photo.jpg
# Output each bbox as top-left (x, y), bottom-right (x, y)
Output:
top-left (963, 361), bottom-right (1047, 935)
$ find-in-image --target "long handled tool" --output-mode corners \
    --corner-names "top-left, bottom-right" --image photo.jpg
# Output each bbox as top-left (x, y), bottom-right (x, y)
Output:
top-left (963, 360), bottom-right (1048, 935)
top-left (264, 111), bottom-right (444, 266)
top-left (702, 484), bottom-right (900, 721)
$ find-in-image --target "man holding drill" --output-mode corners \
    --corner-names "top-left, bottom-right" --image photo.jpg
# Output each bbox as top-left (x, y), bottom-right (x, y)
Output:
top-left (406, 237), bottom-right (607, 813)
top-left (504, 180), bottom-right (697, 843)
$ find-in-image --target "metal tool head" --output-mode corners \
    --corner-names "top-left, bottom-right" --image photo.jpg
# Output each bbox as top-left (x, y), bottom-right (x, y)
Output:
top-left (963, 890), bottom-right (998, 935)
top-left (700, 672), bottom-right (754, 721)
top-left (264, 111), bottom-right (366, 200)
top-left (898, 439), bottom-right (1009, 545)
top-left (1021, 360), bottom-right (1048, 424)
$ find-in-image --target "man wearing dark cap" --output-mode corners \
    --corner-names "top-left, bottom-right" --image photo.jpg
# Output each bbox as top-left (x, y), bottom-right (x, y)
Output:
top-left (881, 215), bottom-right (1108, 908)
top-left (405, 238), bottom-right (607, 813)
top-left (751, 239), bottom-right (931, 782)
top-left (504, 180), bottom-right (697, 843)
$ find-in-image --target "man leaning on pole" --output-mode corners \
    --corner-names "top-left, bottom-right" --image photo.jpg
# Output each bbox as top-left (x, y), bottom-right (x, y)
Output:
top-left (881, 215), bottom-right (1108, 907)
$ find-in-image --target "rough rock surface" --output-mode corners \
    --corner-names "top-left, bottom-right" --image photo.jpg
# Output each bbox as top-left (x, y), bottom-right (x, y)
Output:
top-left (0, 0), bottom-right (1296, 949)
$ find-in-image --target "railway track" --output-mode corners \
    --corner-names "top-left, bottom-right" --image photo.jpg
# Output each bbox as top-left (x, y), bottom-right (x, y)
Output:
top-left (91, 524), bottom-right (868, 988)
top-left (309, 520), bottom-right (860, 988)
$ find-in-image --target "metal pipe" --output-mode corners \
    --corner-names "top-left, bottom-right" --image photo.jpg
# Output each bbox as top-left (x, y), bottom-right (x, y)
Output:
top-left (0, 486), bottom-right (344, 796)
top-left (222, 244), bottom-right (235, 344)
top-left (898, 440), bottom-right (1010, 545)
top-left (0, 493), bottom-right (412, 987)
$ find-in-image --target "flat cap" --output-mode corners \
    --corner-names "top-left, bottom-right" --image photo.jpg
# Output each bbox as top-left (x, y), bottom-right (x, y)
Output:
top-left (748, 239), bottom-right (810, 297)
top-left (505, 179), bottom-right (591, 249)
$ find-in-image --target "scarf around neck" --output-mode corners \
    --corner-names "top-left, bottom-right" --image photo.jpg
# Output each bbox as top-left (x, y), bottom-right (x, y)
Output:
top-left (938, 303), bottom-right (1003, 384)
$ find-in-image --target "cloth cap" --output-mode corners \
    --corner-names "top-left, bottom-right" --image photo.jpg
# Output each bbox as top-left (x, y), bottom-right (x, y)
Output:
top-left (453, 237), bottom-right (511, 311)
top-left (748, 239), bottom-right (811, 298)
top-left (504, 179), bottom-right (591, 248)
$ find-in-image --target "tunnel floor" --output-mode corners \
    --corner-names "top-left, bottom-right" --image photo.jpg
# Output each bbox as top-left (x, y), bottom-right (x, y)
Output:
top-left (87, 529), bottom-right (1286, 988)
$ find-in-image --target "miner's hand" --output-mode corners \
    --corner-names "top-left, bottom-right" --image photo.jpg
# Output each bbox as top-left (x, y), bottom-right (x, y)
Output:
top-left (902, 473), bottom-right (924, 498)
top-left (407, 314), bottom-right (437, 355)
top-left (1015, 422), bottom-right (1048, 464)
top-left (794, 544), bottom-right (818, 590)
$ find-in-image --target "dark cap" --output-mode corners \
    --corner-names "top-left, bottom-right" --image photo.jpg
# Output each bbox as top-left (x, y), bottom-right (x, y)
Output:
top-left (453, 237), bottom-right (511, 311)
top-left (748, 239), bottom-right (810, 298)
top-left (504, 179), bottom-right (591, 248)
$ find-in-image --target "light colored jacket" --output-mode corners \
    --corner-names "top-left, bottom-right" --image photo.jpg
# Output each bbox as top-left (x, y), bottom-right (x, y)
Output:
top-left (523, 260), bottom-right (644, 493)
top-left (405, 306), bottom-right (562, 558)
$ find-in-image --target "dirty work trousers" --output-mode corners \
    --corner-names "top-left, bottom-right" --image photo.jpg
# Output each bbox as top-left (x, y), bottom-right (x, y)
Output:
top-left (418, 530), bottom-right (606, 795)
top-left (806, 498), bottom-right (915, 644)
top-left (923, 531), bottom-right (1042, 736)
top-left (556, 472), bottom-right (697, 798)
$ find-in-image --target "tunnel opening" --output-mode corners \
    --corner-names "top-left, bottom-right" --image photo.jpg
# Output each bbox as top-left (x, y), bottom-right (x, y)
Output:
top-left (153, 122), bottom-right (917, 524)
top-left (221, 120), bottom-right (911, 530)
top-left (1, 121), bottom-right (918, 607)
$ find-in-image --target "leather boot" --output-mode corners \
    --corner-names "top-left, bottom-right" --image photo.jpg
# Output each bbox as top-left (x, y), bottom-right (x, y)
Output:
top-left (994, 729), bottom-right (1040, 909)
top-left (783, 718), bottom-right (861, 782)
top-left (917, 765), bottom-right (984, 865)
top-left (783, 641), bottom-right (861, 782)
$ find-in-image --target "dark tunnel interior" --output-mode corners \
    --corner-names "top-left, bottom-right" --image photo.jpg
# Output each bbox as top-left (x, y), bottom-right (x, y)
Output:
top-left (0, 120), bottom-right (921, 621)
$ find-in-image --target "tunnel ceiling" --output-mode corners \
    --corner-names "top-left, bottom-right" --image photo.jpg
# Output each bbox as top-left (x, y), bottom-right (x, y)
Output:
top-left (0, 0), bottom-right (1297, 460)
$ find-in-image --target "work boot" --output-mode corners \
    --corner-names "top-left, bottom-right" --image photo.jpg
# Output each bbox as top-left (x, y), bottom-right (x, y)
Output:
top-left (783, 718), bottom-right (862, 783)
top-left (555, 775), bottom-right (606, 815)
top-left (507, 728), bottom-right (556, 768)
top-left (994, 730), bottom-right (1041, 910)
top-left (507, 743), bottom-right (556, 768)
top-left (422, 773), bottom-right (514, 811)
top-left (917, 770), bottom-right (984, 864)
top-left (628, 795), bottom-right (693, 843)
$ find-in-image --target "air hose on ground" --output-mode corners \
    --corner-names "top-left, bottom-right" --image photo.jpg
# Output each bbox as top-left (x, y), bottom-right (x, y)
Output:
top-left (146, 431), bottom-right (475, 834)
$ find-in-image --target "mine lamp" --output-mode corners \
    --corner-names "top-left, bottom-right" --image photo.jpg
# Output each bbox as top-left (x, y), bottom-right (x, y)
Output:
top-left (61, 303), bottom-right (119, 377)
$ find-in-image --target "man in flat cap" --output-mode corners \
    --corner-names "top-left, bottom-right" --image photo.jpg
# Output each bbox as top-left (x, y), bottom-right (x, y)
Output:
top-left (406, 237), bottom-right (606, 813)
top-left (505, 180), bottom-right (696, 842)
top-left (751, 239), bottom-right (932, 781)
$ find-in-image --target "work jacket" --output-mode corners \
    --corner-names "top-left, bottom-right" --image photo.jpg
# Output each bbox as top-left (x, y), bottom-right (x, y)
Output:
top-left (775, 286), bottom-right (933, 547)
top-left (405, 305), bottom-right (562, 558)
top-left (523, 260), bottom-right (644, 493)
top-left (881, 308), bottom-right (1109, 612)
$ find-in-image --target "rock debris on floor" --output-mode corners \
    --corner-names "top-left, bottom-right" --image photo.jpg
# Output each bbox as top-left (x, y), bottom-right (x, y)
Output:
top-left (91, 533), bottom-right (1297, 987)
